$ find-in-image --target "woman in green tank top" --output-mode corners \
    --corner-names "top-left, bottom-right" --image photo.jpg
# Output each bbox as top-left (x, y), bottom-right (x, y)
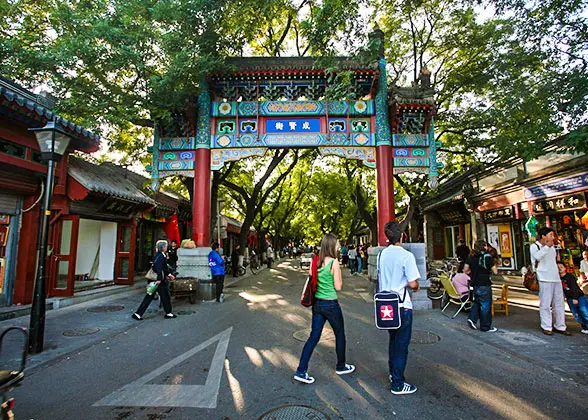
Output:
top-left (294, 234), bottom-right (356, 384)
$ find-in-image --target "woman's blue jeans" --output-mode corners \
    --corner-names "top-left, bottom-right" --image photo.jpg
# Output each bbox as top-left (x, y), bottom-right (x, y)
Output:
top-left (567, 295), bottom-right (588, 330)
top-left (468, 285), bottom-right (493, 331)
top-left (297, 299), bottom-right (346, 374)
top-left (356, 257), bottom-right (362, 273)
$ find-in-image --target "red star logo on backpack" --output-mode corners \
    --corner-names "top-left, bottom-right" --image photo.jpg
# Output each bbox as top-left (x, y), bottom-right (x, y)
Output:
top-left (381, 305), bottom-right (394, 319)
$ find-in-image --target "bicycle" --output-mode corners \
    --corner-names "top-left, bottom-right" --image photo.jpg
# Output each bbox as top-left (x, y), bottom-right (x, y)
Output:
top-left (249, 250), bottom-right (261, 275)
top-left (225, 256), bottom-right (245, 277)
top-left (426, 259), bottom-right (458, 300)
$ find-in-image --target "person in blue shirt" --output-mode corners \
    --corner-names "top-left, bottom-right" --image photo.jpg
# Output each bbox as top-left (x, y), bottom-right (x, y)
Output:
top-left (209, 242), bottom-right (226, 303)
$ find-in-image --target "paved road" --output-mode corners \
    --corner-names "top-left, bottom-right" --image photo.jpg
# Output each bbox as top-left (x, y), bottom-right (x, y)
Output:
top-left (8, 259), bottom-right (588, 419)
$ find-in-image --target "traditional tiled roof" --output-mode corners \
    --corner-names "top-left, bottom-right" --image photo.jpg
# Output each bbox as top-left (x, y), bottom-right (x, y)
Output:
top-left (0, 75), bottom-right (100, 153)
top-left (213, 57), bottom-right (378, 77)
top-left (68, 157), bottom-right (156, 205)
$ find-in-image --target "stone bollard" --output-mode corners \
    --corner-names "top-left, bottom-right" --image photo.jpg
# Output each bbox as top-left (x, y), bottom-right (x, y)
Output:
top-left (176, 247), bottom-right (214, 301)
top-left (367, 243), bottom-right (432, 310)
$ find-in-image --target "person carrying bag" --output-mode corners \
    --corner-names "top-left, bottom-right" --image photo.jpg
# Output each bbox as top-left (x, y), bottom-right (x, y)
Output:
top-left (294, 234), bottom-right (355, 385)
top-left (377, 221), bottom-right (421, 395)
top-left (132, 240), bottom-right (177, 320)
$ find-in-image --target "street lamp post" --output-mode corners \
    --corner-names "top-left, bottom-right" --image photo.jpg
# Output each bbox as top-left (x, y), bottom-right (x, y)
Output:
top-left (28, 120), bottom-right (71, 354)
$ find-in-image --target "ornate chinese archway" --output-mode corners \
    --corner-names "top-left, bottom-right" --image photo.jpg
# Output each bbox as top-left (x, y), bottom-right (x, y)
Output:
top-left (148, 54), bottom-right (439, 247)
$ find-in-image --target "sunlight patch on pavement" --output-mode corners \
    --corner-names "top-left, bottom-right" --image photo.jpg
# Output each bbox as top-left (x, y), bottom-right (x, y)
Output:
top-left (437, 364), bottom-right (550, 419)
top-left (239, 292), bottom-right (283, 303)
top-left (224, 359), bottom-right (245, 414)
top-left (283, 312), bottom-right (307, 326)
top-left (260, 348), bottom-right (299, 370)
top-left (276, 299), bottom-right (289, 306)
top-left (357, 378), bottom-right (385, 403)
top-left (244, 346), bottom-right (264, 368)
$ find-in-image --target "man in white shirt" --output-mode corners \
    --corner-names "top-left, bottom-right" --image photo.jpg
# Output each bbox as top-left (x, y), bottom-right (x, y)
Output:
top-left (348, 245), bottom-right (357, 274)
top-left (378, 221), bottom-right (420, 395)
top-left (530, 227), bottom-right (570, 336)
top-left (267, 245), bottom-right (274, 268)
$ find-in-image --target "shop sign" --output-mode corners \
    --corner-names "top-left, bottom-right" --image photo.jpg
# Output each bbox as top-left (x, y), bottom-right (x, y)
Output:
top-left (532, 193), bottom-right (586, 214)
top-left (484, 206), bottom-right (514, 222)
top-left (523, 173), bottom-right (588, 200)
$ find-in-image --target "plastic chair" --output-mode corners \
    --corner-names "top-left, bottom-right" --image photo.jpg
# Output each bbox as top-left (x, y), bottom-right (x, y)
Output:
top-left (440, 275), bottom-right (471, 318)
top-left (492, 284), bottom-right (509, 316)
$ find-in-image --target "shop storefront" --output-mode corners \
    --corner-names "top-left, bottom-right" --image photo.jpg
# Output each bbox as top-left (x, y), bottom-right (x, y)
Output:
top-left (520, 172), bottom-right (588, 270)
top-left (483, 205), bottom-right (526, 270)
top-left (0, 194), bottom-right (20, 305)
top-left (527, 190), bottom-right (588, 267)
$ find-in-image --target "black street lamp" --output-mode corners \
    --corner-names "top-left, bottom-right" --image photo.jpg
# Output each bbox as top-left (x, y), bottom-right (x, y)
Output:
top-left (28, 120), bottom-right (71, 354)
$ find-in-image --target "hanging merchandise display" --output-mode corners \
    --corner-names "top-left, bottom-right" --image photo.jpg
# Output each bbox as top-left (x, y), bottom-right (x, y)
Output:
top-left (525, 216), bottom-right (539, 239)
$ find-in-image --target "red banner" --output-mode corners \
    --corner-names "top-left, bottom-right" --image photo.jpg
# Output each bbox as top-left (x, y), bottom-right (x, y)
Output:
top-left (163, 214), bottom-right (181, 244)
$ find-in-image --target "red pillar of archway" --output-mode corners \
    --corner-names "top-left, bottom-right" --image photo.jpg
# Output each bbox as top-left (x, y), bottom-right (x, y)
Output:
top-left (192, 148), bottom-right (211, 247)
top-left (376, 144), bottom-right (395, 246)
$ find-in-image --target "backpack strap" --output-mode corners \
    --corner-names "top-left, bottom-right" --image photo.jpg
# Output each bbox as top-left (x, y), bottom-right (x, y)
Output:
top-left (377, 250), bottom-right (407, 303)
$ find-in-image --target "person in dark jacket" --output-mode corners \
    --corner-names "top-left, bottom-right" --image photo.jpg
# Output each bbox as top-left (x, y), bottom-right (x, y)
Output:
top-left (209, 242), bottom-right (226, 303)
top-left (558, 262), bottom-right (588, 334)
top-left (455, 239), bottom-right (470, 272)
top-left (464, 239), bottom-right (498, 332)
top-left (231, 244), bottom-right (241, 277)
top-left (133, 240), bottom-right (177, 320)
top-left (167, 239), bottom-right (178, 271)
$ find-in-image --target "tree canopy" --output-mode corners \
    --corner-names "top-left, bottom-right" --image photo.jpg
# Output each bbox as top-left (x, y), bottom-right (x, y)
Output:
top-left (2, 0), bottom-right (587, 244)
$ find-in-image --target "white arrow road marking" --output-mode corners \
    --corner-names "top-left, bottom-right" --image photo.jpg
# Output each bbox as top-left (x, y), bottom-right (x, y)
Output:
top-left (93, 327), bottom-right (232, 408)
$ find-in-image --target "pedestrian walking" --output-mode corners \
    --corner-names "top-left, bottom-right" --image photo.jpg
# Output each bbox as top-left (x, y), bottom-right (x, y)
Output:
top-left (167, 239), bottom-right (178, 272)
top-left (558, 262), bottom-right (588, 334)
top-left (231, 243), bottom-right (241, 277)
top-left (341, 244), bottom-right (348, 267)
top-left (267, 244), bottom-right (274, 268)
top-left (531, 227), bottom-right (571, 336)
top-left (378, 221), bottom-right (420, 395)
top-left (132, 240), bottom-right (177, 320)
top-left (356, 245), bottom-right (363, 274)
top-left (348, 245), bottom-right (357, 274)
top-left (294, 233), bottom-right (355, 384)
top-left (209, 242), bottom-right (226, 303)
top-left (455, 239), bottom-right (470, 272)
top-left (465, 240), bottom-right (498, 332)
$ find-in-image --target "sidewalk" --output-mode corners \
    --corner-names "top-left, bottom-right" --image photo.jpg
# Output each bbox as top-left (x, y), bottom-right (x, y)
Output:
top-left (0, 265), bottom-right (268, 373)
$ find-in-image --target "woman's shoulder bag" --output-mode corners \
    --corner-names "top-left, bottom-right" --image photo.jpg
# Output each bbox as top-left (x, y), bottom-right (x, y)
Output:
top-left (523, 244), bottom-right (540, 292)
top-left (300, 256), bottom-right (319, 307)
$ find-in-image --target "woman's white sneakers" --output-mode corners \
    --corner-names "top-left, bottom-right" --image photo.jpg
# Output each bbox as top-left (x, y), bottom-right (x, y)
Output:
top-left (335, 364), bottom-right (356, 375)
top-left (132, 313), bottom-right (143, 321)
top-left (294, 372), bottom-right (315, 384)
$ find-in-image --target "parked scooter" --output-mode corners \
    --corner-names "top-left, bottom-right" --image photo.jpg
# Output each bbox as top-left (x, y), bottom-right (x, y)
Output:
top-left (0, 327), bottom-right (28, 420)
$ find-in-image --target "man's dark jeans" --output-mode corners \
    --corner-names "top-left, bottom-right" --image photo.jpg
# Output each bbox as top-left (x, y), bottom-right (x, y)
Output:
top-left (468, 285), bottom-right (493, 331)
top-left (297, 299), bottom-right (346, 374)
top-left (388, 308), bottom-right (413, 388)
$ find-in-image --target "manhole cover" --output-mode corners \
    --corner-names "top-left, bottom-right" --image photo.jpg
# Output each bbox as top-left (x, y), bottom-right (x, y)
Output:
top-left (259, 405), bottom-right (330, 420)
top-left (87, 305), bottom-right (125, 313)
top-left (412, 331), bottom-right (441, 344)
top-left (63, 327), bottom-right (100, 337)
top-left (293, 328), bottom-right (335, 342)
top-left (177, 310), bottom-right (196, 315)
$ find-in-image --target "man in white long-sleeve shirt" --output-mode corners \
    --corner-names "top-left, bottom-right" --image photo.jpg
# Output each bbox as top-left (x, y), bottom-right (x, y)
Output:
top-left (530, 227), bottom-right (570, 336)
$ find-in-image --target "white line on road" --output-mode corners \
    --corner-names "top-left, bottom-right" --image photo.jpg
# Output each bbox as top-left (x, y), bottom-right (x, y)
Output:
top-left (93, 327), bottom-right (233, 408)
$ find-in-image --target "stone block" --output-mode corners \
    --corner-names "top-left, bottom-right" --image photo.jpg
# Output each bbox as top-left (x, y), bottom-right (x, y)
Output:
top-left (367, 243), bottom-right (432, 310)
top-left (176, 247), bottom-right (213, 281)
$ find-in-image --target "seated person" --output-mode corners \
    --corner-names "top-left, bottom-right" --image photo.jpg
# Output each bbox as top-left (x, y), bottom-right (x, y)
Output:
top-left (452, 272), bottom-right (471, 300)
top-left (558, 262), bottom-right (588, 334)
